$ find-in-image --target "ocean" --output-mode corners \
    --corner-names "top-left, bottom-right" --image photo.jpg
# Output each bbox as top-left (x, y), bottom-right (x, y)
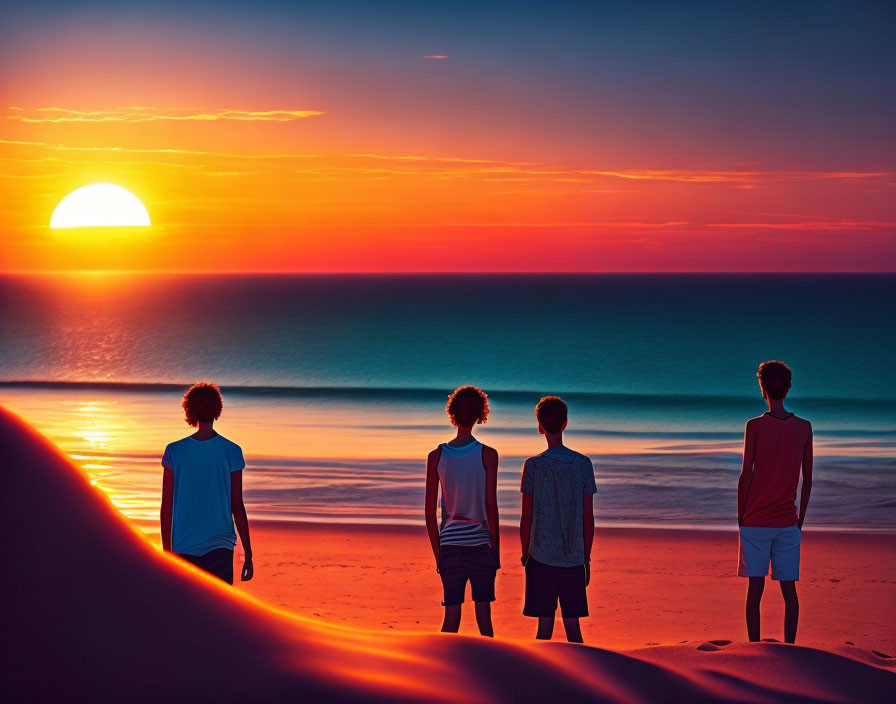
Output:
top-left (1, 273), bottom-right (893, 530)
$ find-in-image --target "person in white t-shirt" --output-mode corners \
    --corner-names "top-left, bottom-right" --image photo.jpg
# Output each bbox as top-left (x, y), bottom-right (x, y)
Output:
top-left (161, 382), bottom-right (253, 585)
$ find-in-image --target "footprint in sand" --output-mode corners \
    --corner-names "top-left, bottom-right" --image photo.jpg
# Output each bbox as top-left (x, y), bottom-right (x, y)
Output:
top-left (696, 640), bottom-right (732, 651)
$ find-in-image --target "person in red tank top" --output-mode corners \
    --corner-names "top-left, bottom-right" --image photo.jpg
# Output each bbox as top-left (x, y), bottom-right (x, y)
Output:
top-left (737, 361), bottom-right (813, 644)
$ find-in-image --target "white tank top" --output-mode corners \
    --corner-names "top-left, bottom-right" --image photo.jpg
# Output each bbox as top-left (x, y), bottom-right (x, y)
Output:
top-left (437, 439), bottom-right (491, 547)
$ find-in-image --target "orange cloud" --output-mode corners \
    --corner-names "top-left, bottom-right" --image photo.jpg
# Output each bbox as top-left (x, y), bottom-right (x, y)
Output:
top-left (1, 135), bottom-right (891, 188)
top-left (576, 169), bottom-right (893, 184)
top-left (6, 107), bottom-right (324, 123)
top-left (708, 220), bottom-right (896, 230)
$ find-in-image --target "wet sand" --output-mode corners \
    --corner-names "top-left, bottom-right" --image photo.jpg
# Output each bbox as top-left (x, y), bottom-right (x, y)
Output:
top-left (138, 521), bottom-right (896, 653)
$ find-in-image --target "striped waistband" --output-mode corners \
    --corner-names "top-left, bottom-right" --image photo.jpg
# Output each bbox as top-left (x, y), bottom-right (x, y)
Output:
top-left (440, 521), bottom-right (491, 547)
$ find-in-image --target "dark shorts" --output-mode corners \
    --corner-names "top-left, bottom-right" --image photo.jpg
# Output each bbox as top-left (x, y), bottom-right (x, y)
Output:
top-left (178, 548), bottom-right (234, 585)
top-left (439, 544), bottom-right (499, 606)
top-left (523, 556), bottom-right (588, 619)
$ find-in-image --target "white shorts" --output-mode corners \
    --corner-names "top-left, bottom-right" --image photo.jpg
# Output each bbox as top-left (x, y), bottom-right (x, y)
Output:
top-left (738, 525), bottom-right (801, 581)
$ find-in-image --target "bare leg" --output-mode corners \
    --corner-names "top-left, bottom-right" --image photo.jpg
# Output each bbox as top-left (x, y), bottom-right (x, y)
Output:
top-left (562, 617), bottom-right (583, 643)
top-left (746, 576), bottom-right (765, 642)
top-left (780, 581), bottom-right (799, 644)
top-left (441, 604), bottom-right (461, 633)
top-left (474, 602), bottom-right (494, 637)
top-left (536, 616), bottom-right (555, 640)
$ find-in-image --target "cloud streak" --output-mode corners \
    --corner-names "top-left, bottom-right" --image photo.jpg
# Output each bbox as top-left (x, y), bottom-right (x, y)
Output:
top-left (574, 169), bottom-right (894, 184)
top-left (708, 220), bottom-right (895, 231)
top-left (5, 107), bottom-right (324, 123)
top-left (1, 137), bottom-right (893, 188)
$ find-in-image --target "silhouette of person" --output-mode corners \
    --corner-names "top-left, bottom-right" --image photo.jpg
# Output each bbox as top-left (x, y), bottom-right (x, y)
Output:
top-left (161, 382), bottom-right (253, 585)
top-left (520, 396), bottom-right (596, 643)
top-left (425, 386), bottom-right (500, 636)
top-left (738, 361), bottom-right (813, 643)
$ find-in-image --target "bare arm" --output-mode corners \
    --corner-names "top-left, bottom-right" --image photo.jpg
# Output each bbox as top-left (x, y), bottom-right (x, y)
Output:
top-left (737, 421), bottom-right (756, 526)
top-left (798, 429), bottom-right (813, 529)
top-left (483, 446), bottom-right (500, 561)
top-left (583, 492), bottom-right (594, 561)
top-left (230, 470), bottom-right (254, 581)
top-left (520, 493), bottom-right (533, 562)
top-left (520, 459), bottom-right (534, 562)
top-left (160, 466), bottom-right (174, 552)
top-left (424, 448), bottom-right (442, 570)
top-left (583, 492), bottom-right (595, 587)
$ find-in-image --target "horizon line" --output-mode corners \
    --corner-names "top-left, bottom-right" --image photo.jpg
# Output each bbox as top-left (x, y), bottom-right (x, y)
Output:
top-left (3, 270), bottom-right (895, 276)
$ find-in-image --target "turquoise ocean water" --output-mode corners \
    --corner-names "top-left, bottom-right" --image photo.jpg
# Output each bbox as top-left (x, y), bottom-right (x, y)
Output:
top-left (1, 274), bottom-right (893, 530)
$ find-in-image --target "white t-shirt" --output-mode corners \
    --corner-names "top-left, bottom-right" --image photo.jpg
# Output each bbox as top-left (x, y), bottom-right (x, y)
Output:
top-left (161, 435), bottom-right (245, 556)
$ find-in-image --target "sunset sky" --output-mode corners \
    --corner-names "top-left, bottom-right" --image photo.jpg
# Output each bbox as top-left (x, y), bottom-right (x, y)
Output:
top-left (1, 0), bottom-right (894, 272)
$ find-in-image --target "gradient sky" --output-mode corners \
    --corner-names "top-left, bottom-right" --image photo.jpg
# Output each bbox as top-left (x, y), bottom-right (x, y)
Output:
top-left (1, 0), bottom-right (894, 271)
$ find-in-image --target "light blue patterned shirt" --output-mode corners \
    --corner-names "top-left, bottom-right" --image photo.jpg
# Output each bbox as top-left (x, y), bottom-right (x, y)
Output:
top-left (522, 446), bottom-right (596, 567)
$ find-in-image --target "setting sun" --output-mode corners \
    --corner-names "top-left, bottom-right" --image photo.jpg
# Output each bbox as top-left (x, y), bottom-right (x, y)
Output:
top-left (50, 184), bottom-right (151, 229)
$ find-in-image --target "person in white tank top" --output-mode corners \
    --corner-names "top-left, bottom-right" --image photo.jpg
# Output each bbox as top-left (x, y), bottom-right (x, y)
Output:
top-left (425, 386), bottom-right (500, 636)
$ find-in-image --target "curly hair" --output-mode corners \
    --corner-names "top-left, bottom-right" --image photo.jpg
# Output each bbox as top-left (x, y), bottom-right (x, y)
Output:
top-left (757, 361), bottom-right (791, 400)
top-left (536, 396), bottom-right (568, 434)
top-left (446, 385), bottom-right (489, 427)
top-left (182, 382), bottom-right (223, 427)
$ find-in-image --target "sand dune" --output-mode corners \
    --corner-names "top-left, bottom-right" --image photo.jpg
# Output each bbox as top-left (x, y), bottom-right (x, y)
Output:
top-left (2, 406), bottom-right (894, 703)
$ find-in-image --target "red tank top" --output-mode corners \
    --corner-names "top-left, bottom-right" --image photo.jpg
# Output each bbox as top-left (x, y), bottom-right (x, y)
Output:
top-left (742, 413), bottom-right (812, 527)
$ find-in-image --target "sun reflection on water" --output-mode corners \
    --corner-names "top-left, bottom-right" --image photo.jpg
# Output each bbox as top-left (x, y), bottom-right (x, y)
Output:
top-left (1, 386), bottom-right (893, 532)
top-left (23, 397), bottom-right (167, 526)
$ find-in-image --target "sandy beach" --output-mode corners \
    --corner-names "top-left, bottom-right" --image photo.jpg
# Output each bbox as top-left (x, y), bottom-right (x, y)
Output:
top-left (4, 406), bottom-right (895, 702)
top-left (137, 521), bottom-right (894, 653)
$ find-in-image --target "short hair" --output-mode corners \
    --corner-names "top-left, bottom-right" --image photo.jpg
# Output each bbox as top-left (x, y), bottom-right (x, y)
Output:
top-left (446, 386), bottom-right (489, 427)
top-left (757, 361), bottom-right (791, 400)
top-left (182, 382), bottom-right (223, 427)
top-left (536, 396), bottom-right (568, 434)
